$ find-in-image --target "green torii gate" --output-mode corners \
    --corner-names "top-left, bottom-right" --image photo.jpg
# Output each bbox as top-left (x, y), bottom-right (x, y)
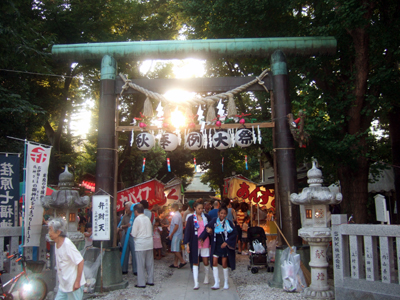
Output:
top-left (52, 37), bottom-right (336, 291)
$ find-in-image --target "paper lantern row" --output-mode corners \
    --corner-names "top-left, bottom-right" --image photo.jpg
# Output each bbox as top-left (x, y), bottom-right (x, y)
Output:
top-left (136, 128), bottom-right (255, 151)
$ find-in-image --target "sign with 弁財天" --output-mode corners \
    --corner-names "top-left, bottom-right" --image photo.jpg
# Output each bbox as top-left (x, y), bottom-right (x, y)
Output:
top-left (92, 195), bottom-right (111, 241)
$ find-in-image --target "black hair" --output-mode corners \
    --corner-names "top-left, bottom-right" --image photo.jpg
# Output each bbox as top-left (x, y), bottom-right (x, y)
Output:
top-left (222, 198), bottom-right (231, 207)
top-left (134, 203), bottom-right (145, 214)
top-left (193, 201), bottom-right (203, 209)
top-left (85, 222), bottom-right (92, 230)
top-left (240, 202), bottom-right (248, 212)
top-left (218, 205), bottom-right (228, 213)
top-left (140, 200), bottom-right (149, 209)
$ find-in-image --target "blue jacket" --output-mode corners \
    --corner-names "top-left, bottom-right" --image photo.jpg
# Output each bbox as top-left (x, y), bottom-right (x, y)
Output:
top-left (184, 213), bottom-right (211, 265)
top-left (199, 218), bottom-right (237, 270)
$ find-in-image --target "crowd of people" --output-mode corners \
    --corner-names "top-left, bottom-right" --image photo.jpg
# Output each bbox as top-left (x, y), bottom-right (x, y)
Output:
top-left (114, 197), bottom-right (274, 291)
top-left (61, 196), bottom-right (273, 297)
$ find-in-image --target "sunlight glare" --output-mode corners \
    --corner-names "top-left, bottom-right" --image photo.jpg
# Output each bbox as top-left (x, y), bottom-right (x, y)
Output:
top-left (70, 99), bottom-right (94, 138)
top-left (173, 59), bottom-right (206, 78)
top-left (139, 59), bottom-right (205, 78)
top-left (164, 89), bottom-right (195, 104)
top-left (170, 108), bottom-right (187, 128)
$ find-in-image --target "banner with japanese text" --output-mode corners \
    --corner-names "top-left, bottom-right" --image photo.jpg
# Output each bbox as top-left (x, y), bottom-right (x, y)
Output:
top-left (92, 195), bottom-right (110, 241)
top-left (164, 184), bottom-right (182, 205)
top-left (226, 177), bottom-right (275, 209)
top-left (117, 179), bottom-right (166, 212)
top-left (0, 154), bottom-right (20, 227)
top-left (25, 143), bottom-right (51, 246)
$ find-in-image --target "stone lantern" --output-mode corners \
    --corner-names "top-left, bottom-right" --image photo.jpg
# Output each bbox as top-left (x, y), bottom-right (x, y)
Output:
top-left (290, 161), bottom-right (342, 299)
top-left (41, 165), bottom-right (90, 243)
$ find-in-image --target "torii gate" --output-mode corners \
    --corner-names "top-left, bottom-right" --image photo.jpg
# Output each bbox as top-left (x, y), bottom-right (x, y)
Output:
top-left (52, 37), bottom-right (336, 290)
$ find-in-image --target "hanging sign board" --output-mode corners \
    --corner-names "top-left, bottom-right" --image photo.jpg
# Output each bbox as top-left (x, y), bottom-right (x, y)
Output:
top-left (0, 154), bottom-right (20, 227)
top-left (92, 195), bottom-right (111, 241)
top-left (117, 179), bottom-right (166, 212)
top-left (25, 143), bottom-right (51, 246)
top-left (224, 176), bottom-right (275, 209)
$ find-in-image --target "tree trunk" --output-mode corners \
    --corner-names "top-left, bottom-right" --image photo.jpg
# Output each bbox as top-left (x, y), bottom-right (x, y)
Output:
top-left (389, 106), bottom-right (400, 224)
top-left (338, 156), bottom-right (369, 223)
top-left (338, 12), bottom-right (372, 224)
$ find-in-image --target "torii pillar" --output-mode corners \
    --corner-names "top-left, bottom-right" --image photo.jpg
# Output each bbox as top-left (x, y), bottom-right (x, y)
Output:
top-left (52, 37), bottom-right (336, 291)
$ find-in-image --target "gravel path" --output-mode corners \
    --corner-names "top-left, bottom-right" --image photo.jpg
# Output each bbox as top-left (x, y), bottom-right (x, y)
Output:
top-left (87, 253), bottom-right (329, 300)
top-left (232, 254), bottom-right (304, 300)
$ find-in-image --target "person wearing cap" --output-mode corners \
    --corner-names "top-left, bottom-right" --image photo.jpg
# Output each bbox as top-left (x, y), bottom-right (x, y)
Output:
top-left (183, 200), bottom-right (195, 228)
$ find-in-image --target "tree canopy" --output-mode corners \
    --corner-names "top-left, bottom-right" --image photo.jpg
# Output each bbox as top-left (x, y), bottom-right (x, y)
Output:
top-left (1, 0), bottom-right (398, 223)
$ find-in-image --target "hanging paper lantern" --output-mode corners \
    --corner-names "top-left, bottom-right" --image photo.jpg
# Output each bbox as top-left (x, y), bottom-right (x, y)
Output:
top-left (136, 132), bottom-right (155, 151)
top-left (186, 132), bottom-right (203, 150)
top-left (235, 128), bottom-right (253, 148)
top-left (212, 131), bottom-right (231, 150)
top-left (160, 133), bottom-right (178, 151)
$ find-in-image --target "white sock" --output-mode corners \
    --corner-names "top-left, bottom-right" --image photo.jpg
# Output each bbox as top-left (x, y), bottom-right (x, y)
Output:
top-left (204, 265), bottom-right (210, 284)
top-left (223, 268), bottom-right (229, 290)
top-left (211, 266), bottom-right (219, 289)
top-left (193, 265), bottom-right (199, 290)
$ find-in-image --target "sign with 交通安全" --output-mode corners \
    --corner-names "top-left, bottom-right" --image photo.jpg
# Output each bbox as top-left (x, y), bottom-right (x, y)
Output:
top-left (92, 195), bottom-right (110, 241)
top-left (0, 154), bottom-right (20, 228)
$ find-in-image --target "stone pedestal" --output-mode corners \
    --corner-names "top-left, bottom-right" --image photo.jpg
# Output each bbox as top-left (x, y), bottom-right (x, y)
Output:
top-left (302, 237), bottom-right (334, 299)
top-left (95, 247), bottom-right (128, 292)
top-left (290, 161), bottom-right (341, 299)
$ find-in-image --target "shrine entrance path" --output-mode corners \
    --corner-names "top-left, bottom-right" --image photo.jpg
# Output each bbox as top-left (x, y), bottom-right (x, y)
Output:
top-left (153, 264), bottom-right (240, 300)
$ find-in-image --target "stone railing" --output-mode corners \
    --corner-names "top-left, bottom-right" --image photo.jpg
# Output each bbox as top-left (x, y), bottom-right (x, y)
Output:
top-left (332, 214), bottom-right (400, 300)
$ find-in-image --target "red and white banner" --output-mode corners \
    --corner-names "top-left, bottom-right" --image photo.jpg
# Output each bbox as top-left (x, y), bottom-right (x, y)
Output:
top-left (25, 143), bottom-right (52, 246)
top-left (117, 179), bottom-right (166, 212)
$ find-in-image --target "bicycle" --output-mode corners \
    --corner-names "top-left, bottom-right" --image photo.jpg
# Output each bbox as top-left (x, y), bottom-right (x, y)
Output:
top-left (0, 253), bottom-right (47, 300)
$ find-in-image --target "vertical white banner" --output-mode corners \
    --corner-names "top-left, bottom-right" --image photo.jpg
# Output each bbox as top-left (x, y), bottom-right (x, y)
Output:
top-left (92, 195), bottom-right (111, 241)
top-left (25, 143), bottom-right (51, 246)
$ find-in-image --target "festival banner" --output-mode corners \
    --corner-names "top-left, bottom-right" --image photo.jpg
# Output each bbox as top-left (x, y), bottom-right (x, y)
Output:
top-left (164, 184), bottom-right (182, 205)
top-left (25, 143), bottom-right (52, 246)
top-left (0, 154), bottom-right (20, 227)
top-left (117, 179), bottom-right (166, 212)
top-left (225, 176), bottom-right (275, 209)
